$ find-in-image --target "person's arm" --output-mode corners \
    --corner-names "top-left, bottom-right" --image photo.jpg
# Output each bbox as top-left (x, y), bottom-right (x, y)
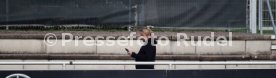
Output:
top-left (131, 47), bottom-right (148, 60)
top-left (131, 46), bottom-right (156, 60)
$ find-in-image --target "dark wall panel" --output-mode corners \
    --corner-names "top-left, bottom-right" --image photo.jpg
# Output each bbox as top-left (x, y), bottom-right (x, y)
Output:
top-left (0, 0), bottom-right (246, 27)
top-left (0, 0), bottom-right (6, 22)
top-left (0, 70), bottom-right (167, 78)
top-left (142, 0), bottom-right (246, 27)
top-left (167, 70), bottom-right (276, 78)
top-left (0, 70), bottom-right (276, 78)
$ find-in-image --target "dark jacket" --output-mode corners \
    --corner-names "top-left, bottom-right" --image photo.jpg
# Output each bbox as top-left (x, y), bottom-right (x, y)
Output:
top-left (131, 38), bottom-right (157, 69)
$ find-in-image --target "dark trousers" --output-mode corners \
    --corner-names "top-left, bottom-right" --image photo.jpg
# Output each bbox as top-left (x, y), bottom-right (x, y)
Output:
top-left (136, 65), bottom-right (154, 69)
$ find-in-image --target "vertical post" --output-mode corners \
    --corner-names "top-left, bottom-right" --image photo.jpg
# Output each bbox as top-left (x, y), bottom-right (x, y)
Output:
top-left (62, 63), bottom-right (66, 70)
top-left (5, 0), bottom-right (9, 30)
top-left (128, 26), bottom-right (132, 31)
top-left (250, 0), bottom-right (258, 33)
top-left (134, 5), bottom-right (138, 27)
top-left (259, 0), bottom-right (263, 34)
top-left (266, 0), bottom-right (276, 36)
top-left (169, 63), bottom-right (172, 70)
top-left (139, 0), bottom-right (145, 26)
top-left (6, 26), bottom-right (9, 30)
top-left (128, 0), bottom-right (132, 32)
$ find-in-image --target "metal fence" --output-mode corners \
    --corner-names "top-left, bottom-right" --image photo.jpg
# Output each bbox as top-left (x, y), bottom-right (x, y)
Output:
top-left (0, 0), bottom-right (247, 30)
top-left (259, 0), bottom-right (276, 34)
top-left (261, 0), bottom-right (276, 27)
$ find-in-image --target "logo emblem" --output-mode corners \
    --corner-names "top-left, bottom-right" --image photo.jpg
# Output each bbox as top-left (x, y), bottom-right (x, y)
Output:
top-left (6, 73), bottom-right (31, 78)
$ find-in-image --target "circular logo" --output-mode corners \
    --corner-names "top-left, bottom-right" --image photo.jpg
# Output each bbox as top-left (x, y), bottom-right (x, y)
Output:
top-left (6, 73), bottom-right (31, 78)
top-left (44, 33), bottom-right (57, 46)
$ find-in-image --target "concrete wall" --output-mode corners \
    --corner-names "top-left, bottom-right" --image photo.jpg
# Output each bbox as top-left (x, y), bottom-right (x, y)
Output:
top-left (0, 39), bottom-right (45, 53)
top-left (0, 39), bottom-right (272, 55)
top-left (47, 40), bottom-right (96, 54)
top-left (0, 60), bottom-right (275, 70)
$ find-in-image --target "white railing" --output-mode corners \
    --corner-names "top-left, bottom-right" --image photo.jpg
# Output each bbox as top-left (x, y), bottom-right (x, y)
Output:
top-left (0, 61), bottom-right (276, 70)
top-left (0, 62), bottom-right (69, 70)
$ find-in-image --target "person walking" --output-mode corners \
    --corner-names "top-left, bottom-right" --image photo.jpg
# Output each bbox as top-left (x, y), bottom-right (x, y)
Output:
top-left (127, 27), bottom-right (157, 69)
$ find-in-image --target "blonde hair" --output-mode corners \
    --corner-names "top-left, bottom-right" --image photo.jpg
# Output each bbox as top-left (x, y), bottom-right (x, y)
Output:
top-left (140, 27), bottom-right (153, 36)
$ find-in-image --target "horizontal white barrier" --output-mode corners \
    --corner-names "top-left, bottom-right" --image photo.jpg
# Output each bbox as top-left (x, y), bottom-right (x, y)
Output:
top-left (72, 61), bottom-right (276, 65)
top-left (0, 62), bottom-right (69, 65)
top-left (0, 61), bottom-right (276, 70)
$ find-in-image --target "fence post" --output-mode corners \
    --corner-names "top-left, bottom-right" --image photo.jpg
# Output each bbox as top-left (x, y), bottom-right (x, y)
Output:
top-left (6, 26), bottom-right (9, 30)
top-left (250, 0), bottom-right (258, 34)
top-left (62, 63), bottom-right (66, 70)
top-left (134, 5), bottom-right (138, 27)
top-left (258, 0), bottom-right (263, 34)
top-left (169, 63), bottom-right (173, 70)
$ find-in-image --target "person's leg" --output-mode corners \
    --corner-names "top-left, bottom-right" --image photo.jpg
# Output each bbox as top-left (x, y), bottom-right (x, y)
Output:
top-left (136, 65), bottom-right (143, 69)
top-left (136, 65), bottom-right (154, 69)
